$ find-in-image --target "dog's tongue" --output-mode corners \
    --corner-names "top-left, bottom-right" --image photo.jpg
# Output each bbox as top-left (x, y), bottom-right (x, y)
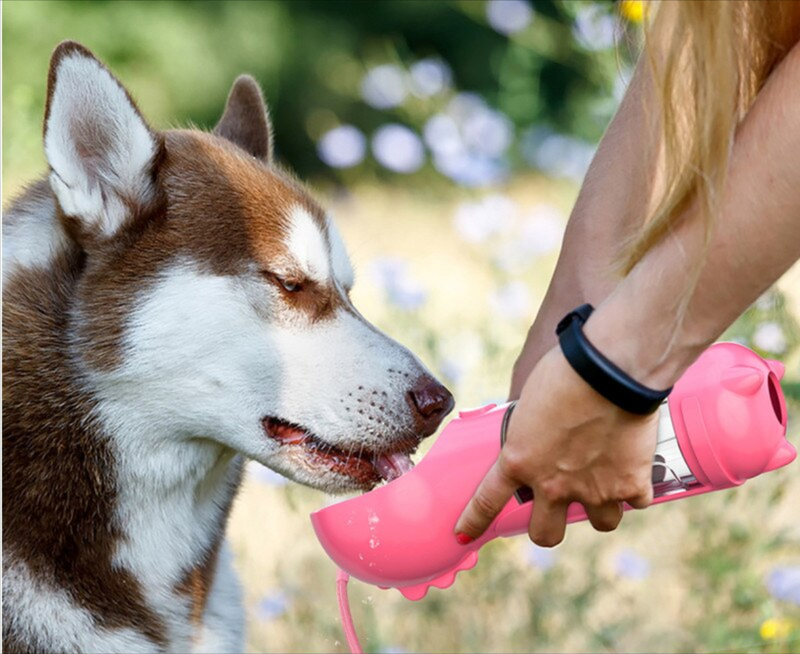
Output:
top-left (374, 452), bottom-right (415, 482)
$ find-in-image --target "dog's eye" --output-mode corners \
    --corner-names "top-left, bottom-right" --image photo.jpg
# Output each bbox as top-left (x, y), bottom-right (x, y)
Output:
top-left (262, 271), bottom-right (302, 293)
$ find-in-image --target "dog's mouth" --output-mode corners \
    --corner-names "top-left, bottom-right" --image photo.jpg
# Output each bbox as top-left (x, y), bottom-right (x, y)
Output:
top-left (262, 417), bottom-right (416, 489)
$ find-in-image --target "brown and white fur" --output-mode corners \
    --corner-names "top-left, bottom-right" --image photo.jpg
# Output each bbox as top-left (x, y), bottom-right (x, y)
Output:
top-left (2, 41), bottom-right (453, 653)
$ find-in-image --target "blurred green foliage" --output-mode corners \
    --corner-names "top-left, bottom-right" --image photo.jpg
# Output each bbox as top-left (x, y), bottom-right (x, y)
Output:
top-left (3, 3), bottom-right (800, 653)
top-left (3, 0), bottom-right (632, 189)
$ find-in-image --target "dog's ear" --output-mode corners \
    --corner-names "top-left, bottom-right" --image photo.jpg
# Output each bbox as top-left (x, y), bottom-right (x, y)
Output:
top-left (214, 75), bottom-right (273, 162)
top-left (44, 41), bottom-right (163, 241)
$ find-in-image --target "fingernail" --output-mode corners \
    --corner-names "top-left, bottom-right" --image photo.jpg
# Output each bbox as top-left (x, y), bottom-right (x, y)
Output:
top-left (455, 532), bottom-right (474, 545)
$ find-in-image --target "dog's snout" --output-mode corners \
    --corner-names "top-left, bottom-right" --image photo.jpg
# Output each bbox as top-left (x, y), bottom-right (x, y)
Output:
top-left (407, 378), bottom-right (454, 435)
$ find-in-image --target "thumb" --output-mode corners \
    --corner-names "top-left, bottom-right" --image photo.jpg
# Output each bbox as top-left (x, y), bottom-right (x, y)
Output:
top-left (454, 459), bottom-right (519, 542)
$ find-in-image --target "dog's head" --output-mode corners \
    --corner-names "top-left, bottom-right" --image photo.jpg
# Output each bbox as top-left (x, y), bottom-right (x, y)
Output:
top-left (41, 42), bottom-right (453, 492)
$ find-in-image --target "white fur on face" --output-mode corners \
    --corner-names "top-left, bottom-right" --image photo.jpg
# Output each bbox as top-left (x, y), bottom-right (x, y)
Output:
top-left (286, 206), bottom-right (330, 283)
top-left (327, 215), bottom-right (355, 290)
top-left (3, 556), bottom-right (160, 653)
top-left (93, 262), bottom-right (433, 491)
top-left (44, 51), bottom-right (156, 237)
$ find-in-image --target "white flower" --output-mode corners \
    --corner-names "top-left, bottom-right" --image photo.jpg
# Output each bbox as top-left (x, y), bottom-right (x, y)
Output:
top-left (433, 152), bottom-right (508, 187)
top-left (527, 543), bottom-right (556, 570)
top-left (423, 114), bottom-right (463, 156)
top-left (361, 64), bottom-right (408, 109)
top-left (371, 124), bottom-right (426, 173)
top-left (439, 331), bottom-right (485, 376)
top-left (369, 258), bottom-right (427, 311)
top-left (453, 194), bottom-right (518, 243)
top-left (753, 322), bottom-right (787, 354)
top-left (490, 281), bottom-right (531, 320)
top-left (486, 0), bottom-right (534, 36)
top-left (522, 128), bottom-right (596, 182)
top-left (572, 4), bottom-right (617, 51)
top-left (255, 591), bottom-right (289, 620)
top-left (615, 548), bottom-right (651, 579)
top-left (520, 204), bottom-right (566, 255)
top-left (461, 107), bottom-right (513, 158)
top-left (317, 125), bottom-right (366, 169)
top-left (409, 59), bottom-right (452, 98)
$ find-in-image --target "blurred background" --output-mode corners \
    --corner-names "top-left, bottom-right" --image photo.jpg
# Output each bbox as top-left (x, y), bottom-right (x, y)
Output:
top-left (3, 1), bottom-right (799, 652)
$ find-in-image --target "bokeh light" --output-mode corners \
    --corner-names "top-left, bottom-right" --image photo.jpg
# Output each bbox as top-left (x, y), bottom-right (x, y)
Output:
top-left (371, 124), bottom-right (426, 174)
top-left (486, 0), bottom-right (534, 36)
top-left (317, 125), bottom-right (367, 169)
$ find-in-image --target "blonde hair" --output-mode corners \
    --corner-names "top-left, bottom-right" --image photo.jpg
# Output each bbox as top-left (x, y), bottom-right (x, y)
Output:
top-left (624, 0), bottom-right (800, 273)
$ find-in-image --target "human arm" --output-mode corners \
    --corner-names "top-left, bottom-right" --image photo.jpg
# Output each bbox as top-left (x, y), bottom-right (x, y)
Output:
top-left (457, 41), bottom-right (800, 547)
top-left (509, 63), bottom-right (662, 398)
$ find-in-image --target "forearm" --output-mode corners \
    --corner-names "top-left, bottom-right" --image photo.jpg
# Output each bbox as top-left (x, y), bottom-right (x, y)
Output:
top-left (510, 63), bottom-right (661, 397)
top-left (586, 42), bottom-right (800, 389)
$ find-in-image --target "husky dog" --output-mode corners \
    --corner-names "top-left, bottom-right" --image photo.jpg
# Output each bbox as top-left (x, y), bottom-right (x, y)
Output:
top-left (3, 41), bottom-right (453, 653)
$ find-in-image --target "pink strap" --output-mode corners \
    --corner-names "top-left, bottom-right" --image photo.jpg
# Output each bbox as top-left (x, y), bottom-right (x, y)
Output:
top-left (336, 570), bottom-right (363, 654)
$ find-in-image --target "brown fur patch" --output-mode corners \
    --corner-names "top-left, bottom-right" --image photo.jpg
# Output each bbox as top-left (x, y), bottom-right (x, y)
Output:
top-left (214, 75), bottom-right (273, 162)
top-left (2, 247), bottom-right (168, 649)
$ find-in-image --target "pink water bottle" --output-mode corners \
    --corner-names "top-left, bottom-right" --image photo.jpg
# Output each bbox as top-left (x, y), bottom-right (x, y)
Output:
top-left (312, 343), bottom-right (795, 602)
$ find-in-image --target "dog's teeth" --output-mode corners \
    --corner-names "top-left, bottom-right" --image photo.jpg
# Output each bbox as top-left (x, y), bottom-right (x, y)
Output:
top-left (374, 452), bottom-right (415, 482)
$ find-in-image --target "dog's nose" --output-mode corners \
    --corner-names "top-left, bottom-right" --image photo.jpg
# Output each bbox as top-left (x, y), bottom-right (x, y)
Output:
top-left (408, 378), bottom-right (455, 436)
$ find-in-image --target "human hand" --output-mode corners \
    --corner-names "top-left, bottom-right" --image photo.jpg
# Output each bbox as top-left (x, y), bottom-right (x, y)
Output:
top-left (455, 345), bottom-right (658, 547)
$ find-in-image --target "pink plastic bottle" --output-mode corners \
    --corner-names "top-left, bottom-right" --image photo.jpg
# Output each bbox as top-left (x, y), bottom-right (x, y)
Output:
top-left (311, 343), bottom-right (795, 601)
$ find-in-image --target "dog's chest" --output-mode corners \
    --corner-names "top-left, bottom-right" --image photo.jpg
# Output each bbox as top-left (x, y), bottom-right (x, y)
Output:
top-left (112, 446), bottom-right (244, 645)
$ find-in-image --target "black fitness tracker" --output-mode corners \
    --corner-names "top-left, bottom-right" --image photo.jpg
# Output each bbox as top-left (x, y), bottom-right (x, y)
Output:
top-left (556, 304), bottom-right (672, 415)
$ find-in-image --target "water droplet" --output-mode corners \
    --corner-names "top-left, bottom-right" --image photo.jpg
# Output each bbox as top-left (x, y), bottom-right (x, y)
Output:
top-left (361, 596), bottom-right (374, 605)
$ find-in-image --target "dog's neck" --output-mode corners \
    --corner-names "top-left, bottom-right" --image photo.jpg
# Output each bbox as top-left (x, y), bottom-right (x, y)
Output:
top-left (3, 245), bottom-right (243, 642)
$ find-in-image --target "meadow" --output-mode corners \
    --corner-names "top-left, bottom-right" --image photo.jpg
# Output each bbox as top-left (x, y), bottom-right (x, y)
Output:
top-left (226, 179), bottom-right (800, 654)
top-left (3, 1), bottom-right (800, 652)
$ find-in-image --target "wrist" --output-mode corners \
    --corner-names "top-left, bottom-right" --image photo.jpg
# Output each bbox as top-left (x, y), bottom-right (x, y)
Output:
top-left (582, 297), bottom-right (708, 391)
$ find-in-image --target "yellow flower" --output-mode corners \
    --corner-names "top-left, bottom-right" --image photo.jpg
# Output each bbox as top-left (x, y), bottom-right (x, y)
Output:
top-left (760, 617), bottom-right (795, 641)
top-left (619, 0), bottom-right (646, 24)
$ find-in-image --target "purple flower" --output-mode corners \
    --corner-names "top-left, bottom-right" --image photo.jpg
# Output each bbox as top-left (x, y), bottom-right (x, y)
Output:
top-left (522, 128), bottom-right (596, 182)
top-left (766, 566), bottom-right (800, 605)
top-left (424, 114), bottom-right (462, 156)
top-left (370, 258), bottom-right (428, 311)
top-left (519, 204), bottom-right (565, 255)
top-left (615, 549), bottom-right (651, 580)
top-left (573, 4), bottom-right (617, 51)
top-left (486, 0), bottom-right (534, 36)
top-left (371, 124), bottom-right (425, 174)
top-left (317, 125), bottom-right (366, 169)
top-left (461, 107), bottom-right (513, 158)
top-left (527, 543), bottom-right (556, 570)
top-left (361, 64), bottom-right (407, 109)
top-left (433, 152), bottom-right (508, 187)
top-left (439, 358), bottom-right (465, 385)
top-left (255, 591), bottom-right (289, 620)
top-left (426, 95), bottom-right (513, 187)
top-left (409, 59), bottom-right (452, 98)
top-left (490, 281), bottom-right (531, 320)
top-left (453, 194), bottom-right (518, 243)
